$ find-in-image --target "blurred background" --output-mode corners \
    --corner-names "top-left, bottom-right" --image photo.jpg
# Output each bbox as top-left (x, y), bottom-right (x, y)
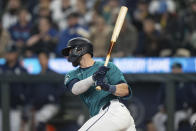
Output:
top-left (0, 0), bottom-right (196, 131)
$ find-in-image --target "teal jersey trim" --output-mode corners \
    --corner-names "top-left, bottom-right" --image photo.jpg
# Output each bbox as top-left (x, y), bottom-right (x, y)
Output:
top-left (64, 61), bottom-right (132, 116)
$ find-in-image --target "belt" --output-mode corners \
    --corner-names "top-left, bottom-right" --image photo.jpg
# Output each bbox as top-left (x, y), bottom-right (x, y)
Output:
top-left (102, 101), bottom-right (111, 110)
top-left (102, 99), bottom-right (121, 110)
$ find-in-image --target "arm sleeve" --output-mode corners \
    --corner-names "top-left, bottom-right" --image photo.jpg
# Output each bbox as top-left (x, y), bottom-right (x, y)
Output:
top-left (107, 62), bottom-right (132, 100)
top-left (64, 72), bottom-right (94, 95)
top-left (71, 76), bottom-right (94, 95)
top-left (67, 78), bottom-right (80, 91)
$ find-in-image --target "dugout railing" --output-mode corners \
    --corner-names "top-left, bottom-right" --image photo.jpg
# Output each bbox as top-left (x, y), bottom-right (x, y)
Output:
top-left (1, 73), bottom-right (196, 131)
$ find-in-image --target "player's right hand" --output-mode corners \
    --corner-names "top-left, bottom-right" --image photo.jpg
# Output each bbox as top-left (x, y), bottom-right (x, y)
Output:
top-left (96, 79), bottom-right (110, 91)
top-left (93, 66), bottom-right (110, 81)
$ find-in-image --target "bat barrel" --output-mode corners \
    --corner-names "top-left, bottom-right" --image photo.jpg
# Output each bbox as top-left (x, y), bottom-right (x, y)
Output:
top-left (96, 6), bottom-right (128, 91)
top-left (111, 6), bottom-right (128, 42)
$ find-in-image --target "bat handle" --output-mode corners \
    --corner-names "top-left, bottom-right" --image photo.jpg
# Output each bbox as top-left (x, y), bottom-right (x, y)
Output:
top-left (96, 86), bottom-right (102, 91)
top-left (96, 61), bottom-right (109, 91)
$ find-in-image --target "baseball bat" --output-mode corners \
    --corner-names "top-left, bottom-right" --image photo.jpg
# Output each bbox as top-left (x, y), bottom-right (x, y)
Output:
top-left (96, 6), bottom-right (128, 91)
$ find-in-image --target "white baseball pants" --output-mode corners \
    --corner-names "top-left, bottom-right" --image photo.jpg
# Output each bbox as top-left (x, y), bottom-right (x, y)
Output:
top-left (79, 100), bottom-right (136, 131)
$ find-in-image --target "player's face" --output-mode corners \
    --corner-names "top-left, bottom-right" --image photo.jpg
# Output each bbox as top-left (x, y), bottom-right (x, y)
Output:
top-left (67, 47), bottom-right (83, 67)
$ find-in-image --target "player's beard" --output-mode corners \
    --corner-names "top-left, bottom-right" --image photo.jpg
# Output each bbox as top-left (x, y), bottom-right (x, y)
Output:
top-left (68, 55), bottom-right (81, 67)
top-left (72, 59), bottom-right (80, 67)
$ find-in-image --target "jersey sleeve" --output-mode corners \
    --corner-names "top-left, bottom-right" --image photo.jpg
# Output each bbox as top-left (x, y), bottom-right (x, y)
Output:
top-left (107, 62), bottom-right (132, 100)
top-left (64, 70), bottom-right (79, 88)
top-left (107, 62), bottom-right (126, 84)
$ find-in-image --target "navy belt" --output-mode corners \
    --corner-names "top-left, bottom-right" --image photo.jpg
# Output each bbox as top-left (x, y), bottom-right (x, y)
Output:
top-left (102, 99), bottom-right (123, 110)
top-left (102, 101), bottom-right (111, 110)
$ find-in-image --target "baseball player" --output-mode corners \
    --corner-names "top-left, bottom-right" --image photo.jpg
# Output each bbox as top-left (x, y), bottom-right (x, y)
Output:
top-left (62, 37), bottom-right (136, 131)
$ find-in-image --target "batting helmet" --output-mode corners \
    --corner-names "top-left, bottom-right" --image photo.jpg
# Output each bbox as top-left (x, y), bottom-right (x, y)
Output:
top-left (61, 37), bottom-right (93, 67)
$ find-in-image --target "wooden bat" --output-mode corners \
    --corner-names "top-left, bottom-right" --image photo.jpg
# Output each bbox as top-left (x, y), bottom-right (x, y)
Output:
top-left (96, 6), bottom-right (128, 90)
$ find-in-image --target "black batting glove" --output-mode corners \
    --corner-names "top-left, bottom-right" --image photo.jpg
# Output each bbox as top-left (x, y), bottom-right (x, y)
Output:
top-left (96, 79), bottom-right (116, 93)
top-left (93, 66), bottom-right (110, 81)
top-left (96, 79), bottom-right (110, 91)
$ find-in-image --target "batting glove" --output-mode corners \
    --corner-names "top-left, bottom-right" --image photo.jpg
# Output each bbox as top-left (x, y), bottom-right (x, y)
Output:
top-left (96, 79), bottom-right (116, 93)
top-left (93, 66), bottom-right (110, 81)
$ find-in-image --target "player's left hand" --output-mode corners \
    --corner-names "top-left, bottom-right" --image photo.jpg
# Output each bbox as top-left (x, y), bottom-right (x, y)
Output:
top-left (96, 79), bottom-right (110, 91)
